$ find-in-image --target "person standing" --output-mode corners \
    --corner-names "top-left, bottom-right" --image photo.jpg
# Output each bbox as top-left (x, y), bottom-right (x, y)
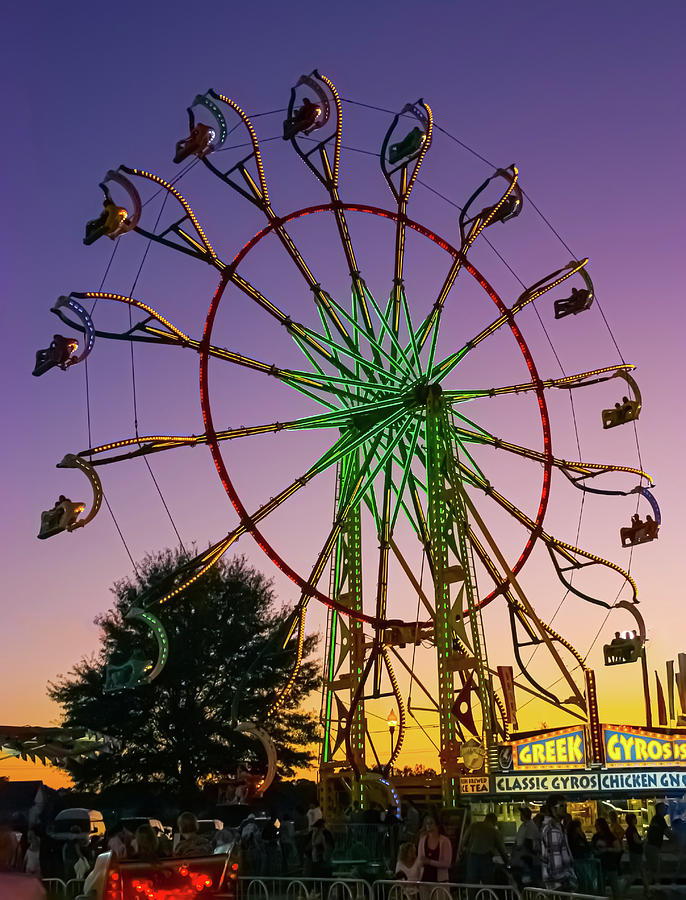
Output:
top-left (540, 794), bottom-right (577, 892)
top-left (23, 830), bottom-right (41, 878)
top-left (310, 819), bottom-right (335, 878)
top-left (403, 798), bottom-right (421, 843)
top-left (463, 813), bottom-right (508, 885)
top-left (306, 802), bottom-right (323, 831)
top-left (0, 823), bottom-right (46, 900)
top-left (511, 807), bottom-right (540, 887)
top-left (609, 810), bottom-right (625, 848)
top-left (620, 813), bottom-right (644, 897)
top-left (591, 817), bottom-right (621, 898)
top-left (417, 815), bottom-right (452, 883)
top-left (644, 802), bottom-right (670, 891)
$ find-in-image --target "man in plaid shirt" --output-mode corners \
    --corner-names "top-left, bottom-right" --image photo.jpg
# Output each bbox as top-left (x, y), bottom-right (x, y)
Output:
top-left (540, 794), bottom-right (577, 891)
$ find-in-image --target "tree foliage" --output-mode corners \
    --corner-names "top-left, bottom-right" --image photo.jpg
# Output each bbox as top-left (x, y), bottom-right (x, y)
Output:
top-left (49, 549), bottom-right (320, 802)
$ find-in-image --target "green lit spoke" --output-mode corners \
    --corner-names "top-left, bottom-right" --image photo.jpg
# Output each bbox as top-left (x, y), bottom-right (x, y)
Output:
top-left (318, 286), bottom-right (415, 381)
top-left (352, 282), bottom-right (419, 379)
top-left (228, 270), bottom-right (381, 392)
top-left (387, 416), bottom-right (423, 532)
top-left (307, 403), bottom-right (414, 481)
top-left (298, 315), bottom-right (409, 384)
top-left (399, 287), bottom-right (421, 373)
top-left (305, 416), bottom-right (415, 598)
top-left (370, 424), bottom-right (431, 545)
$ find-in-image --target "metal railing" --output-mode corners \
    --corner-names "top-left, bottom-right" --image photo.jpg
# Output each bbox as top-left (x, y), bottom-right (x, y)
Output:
top-left (374, 881), bottom-right (519, 900)
top-left (42, 878), bottom-right (87, 899)
top-left (42, 878), bottom-right (67, 899)
top-left (523, 889), bottom-right (605, 900)
top-left (238, 875), bottom-right (374, 900)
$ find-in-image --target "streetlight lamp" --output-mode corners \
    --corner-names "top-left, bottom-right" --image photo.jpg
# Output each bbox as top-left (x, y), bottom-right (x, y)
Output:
top-left (387, 709), bottom-right (398, 774)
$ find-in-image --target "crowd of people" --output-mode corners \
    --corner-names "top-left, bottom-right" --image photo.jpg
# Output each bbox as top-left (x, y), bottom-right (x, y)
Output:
top-left (2, 795), bottom-right (684, 897)
top-left (389, 793), bottom-right (680, 897)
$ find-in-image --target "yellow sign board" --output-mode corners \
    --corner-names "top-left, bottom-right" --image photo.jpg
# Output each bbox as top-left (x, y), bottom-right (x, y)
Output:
top-left (604, 725), bottom-right (686, 767)
top-left (460, 775), bottom-right (490, 794)
top-left (512, 726), bottom-right (586, 770)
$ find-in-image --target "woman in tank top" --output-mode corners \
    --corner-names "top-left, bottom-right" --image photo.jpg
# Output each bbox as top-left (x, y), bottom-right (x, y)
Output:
top-left (417, 815), bottom-right (452, 882)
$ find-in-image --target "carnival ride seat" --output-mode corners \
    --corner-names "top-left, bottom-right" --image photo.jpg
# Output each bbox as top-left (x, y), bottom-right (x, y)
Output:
top-left (554, 287), bottom-right (593, 319)
top-left (603, 635), bottom-right (644, 665)
top-left (282, 97), bottom-right (321, 140)
top-left (620, 514), bottom-right (659, 547)
top-left (388, 126), bottom-right (425, 165)
top-left (37, 496), bottom-right (85, 539)
top-left (33, 335), bottom-right (79, 377)
top-left (174, 122), bottom-right (216, 164)
top-left (479, 192), bottom-right (521, 226)
top-left (602, 396), bottom-right (640, 429)
top-left (84, 198), bottom-right (129, 246)
top-left (104, 651), bottom-right (153, 692)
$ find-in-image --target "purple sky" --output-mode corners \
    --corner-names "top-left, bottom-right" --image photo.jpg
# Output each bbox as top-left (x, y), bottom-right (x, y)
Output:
top-left (3, 1), bottom-right (685, 785)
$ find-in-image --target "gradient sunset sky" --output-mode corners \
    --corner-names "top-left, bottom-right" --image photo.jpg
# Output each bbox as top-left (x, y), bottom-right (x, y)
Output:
top-left (2, 1), bottom-right (685, 788)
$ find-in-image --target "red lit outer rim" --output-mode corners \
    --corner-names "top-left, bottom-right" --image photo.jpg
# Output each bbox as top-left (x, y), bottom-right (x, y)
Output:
top-left (200, 203), bottom-right (551, 623)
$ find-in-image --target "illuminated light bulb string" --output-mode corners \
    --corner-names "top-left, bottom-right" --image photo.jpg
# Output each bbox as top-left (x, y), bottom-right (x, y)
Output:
top-left (82, 156), bottom-right (202, 571)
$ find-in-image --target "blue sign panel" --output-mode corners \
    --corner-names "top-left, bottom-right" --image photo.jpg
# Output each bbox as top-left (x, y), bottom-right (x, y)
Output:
top-left (604, 726), bottom-right (686, 767)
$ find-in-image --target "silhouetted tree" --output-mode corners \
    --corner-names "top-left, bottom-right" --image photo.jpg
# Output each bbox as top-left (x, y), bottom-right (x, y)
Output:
top-left (49, 549), bottom-right (319, 804)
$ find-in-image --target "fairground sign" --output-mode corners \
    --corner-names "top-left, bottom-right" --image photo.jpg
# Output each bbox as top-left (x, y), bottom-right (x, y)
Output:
top-left (512, 726), bottom-right (586, 770)
top-left (604, 725), bottom-right (686, 767)
top-left (459, 775), bottom-right (489, 794)
top-left (495, 768), bottom-right (686, 794)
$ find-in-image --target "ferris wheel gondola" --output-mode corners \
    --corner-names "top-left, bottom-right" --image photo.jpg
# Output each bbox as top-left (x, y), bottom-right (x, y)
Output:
top-left (283, 71), bottom-right (330, 142)
top-left (602, 369), bottom-right (642, 428)
top-left (620, 486), bottom-right (661, 547)
top-left (83, 170), bottom-right (142, 245)
top-left (37, 453), bottom-right (102, 539)
top-left (553, 267), bottom-right (595, 319)
top-left (459, 164), bottom-right (523, 244)
top-left (104, 607), bottom-right (169, 692)
top-left (174, 93), bottom-right (228, 163)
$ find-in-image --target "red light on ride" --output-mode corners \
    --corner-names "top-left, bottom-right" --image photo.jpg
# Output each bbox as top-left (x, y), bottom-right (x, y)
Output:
top-left (231, 862), bottom-right (239, 871)
top-left (178, 865), bottom-right (189, 877)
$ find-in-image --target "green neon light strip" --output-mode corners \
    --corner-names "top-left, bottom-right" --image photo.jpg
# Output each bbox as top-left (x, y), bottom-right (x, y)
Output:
top-left (298, 317), bottom-right (406, 384)
top-left (351, 280), bottom-right (383, 372)
top-left (315, 289), bottom-right (408, 381)
top-left (288, 335), bottom-right (355, 407)
top-left (350, 414), bottom-right (415, 509)
top-left (388, 416), bottom-right (423, 532)
top-left (356, 282), bottom-right (419, 379)
top-left (286, 366), bottom-right (404, 395)
top-left (399, 287), bottom-right (422, 374)
top-left (307, 404), bottom-right (410, 480)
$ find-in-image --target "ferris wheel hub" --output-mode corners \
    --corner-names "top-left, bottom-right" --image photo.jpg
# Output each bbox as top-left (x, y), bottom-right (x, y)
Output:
top-left (413, 381), bottom-right (443, 404)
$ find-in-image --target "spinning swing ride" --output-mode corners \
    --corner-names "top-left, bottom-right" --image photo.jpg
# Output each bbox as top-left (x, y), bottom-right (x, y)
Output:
top-left (35, 70), bottom-right (660, 809)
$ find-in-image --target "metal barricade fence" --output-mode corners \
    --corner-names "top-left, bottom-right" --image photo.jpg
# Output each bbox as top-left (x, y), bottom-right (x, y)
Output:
top-left (374, 880), bottom-right (520, 900)
top-left (523, 888), bottom-right (605, 900)
top-left (65, 879), bottom-right (86, 897)
top-left (328, 824), bottom-right (391, 864)
top-left (238, 875), bottom-right (373, 900)
top-left (41, 878), bottom-right (67, 899)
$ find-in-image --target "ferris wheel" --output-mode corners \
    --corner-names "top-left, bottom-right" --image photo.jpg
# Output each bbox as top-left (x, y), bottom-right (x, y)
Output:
top-left (35, 71), bottom-right (658, 806)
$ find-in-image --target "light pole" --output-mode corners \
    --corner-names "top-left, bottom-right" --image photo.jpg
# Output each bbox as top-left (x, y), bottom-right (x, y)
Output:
top-left (387, 708), bottom-right (398, 775)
